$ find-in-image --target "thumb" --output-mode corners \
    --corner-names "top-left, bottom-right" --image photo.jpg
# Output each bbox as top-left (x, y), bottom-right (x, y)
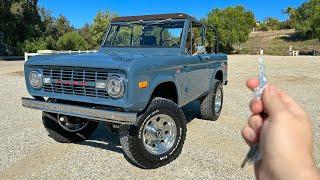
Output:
top-left (262, 85), bottom-right (286, 117)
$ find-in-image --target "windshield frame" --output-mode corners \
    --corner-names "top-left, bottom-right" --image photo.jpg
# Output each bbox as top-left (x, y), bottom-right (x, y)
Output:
top-left (101, 19), bottom-right (188, 49)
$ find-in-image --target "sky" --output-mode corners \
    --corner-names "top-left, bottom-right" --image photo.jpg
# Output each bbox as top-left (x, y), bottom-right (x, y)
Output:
top-left (38, 0), bottom-right (307, 28)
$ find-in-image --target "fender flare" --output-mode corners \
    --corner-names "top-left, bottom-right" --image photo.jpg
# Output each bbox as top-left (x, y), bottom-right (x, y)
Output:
top-left (209, 68), bottom-right (224, 89)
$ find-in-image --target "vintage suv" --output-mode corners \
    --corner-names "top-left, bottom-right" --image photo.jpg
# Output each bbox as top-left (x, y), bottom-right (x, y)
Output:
top-left (22, 13), bottom-right (228, 169)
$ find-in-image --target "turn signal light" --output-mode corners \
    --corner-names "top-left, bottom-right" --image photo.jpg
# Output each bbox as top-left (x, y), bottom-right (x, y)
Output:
top-left (138, 81), bottom-right (148, 89)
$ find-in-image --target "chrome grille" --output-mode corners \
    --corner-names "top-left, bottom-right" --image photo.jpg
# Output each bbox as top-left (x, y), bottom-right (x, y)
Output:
top-left (43, 67), bottom-right (109, 98)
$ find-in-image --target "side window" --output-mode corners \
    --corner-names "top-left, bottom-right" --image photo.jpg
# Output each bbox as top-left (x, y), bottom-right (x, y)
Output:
top-left (185, 21), bottom-right (205, 55)
top-left (192, 23), bottom-right (204, 48)
top-left (185, 25), bottom-right (192, 54)
top-left (205, 26), bottom-right (219, 54)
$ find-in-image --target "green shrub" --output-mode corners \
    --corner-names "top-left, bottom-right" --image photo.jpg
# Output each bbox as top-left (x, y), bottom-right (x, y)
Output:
top-left (22, 38), bottom-right (48, 53)
top-left (56, 31), bottom-right (89, 51)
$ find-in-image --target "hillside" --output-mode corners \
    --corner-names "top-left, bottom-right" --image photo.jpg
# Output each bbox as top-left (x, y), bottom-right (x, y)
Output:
top-left (238, 29), bottom-right (320, 55)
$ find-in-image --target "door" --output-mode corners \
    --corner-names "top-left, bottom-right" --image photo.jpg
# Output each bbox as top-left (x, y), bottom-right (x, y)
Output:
top-left (185, 21), bottom-right (211, 101)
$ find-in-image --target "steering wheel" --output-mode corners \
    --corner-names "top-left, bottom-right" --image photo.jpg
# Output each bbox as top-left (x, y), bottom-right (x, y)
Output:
top-left (161, 39), bottom-right (179, 47)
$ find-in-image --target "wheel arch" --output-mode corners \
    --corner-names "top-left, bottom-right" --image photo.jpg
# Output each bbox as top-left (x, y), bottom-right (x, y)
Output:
top-left (209, 69), bottom-right (224, 90)
top-left (215, 70), bottom-right (223, 82)
top-left (150, 81), bottom-right (178, 104)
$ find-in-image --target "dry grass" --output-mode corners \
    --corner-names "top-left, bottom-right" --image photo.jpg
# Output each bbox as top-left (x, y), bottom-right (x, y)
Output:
top-left (239, 30), bottom-right (320, 55)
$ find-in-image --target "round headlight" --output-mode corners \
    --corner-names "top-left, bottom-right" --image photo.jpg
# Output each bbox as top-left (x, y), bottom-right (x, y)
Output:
top-left (106, 76), bottom-right (125, 98)
top-left (29, 71), bottom-right (43, 89)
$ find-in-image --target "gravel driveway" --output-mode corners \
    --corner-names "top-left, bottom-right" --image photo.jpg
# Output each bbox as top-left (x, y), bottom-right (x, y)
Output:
top-left (0, 55), bottom-right (319, 179)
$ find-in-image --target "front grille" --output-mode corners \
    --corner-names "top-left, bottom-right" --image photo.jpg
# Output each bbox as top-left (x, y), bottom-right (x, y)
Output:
top-left (43, 67), bottom-right (109, 98)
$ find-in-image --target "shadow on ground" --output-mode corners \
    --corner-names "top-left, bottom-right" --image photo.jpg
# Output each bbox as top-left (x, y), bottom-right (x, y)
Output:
top-left (78, 123), bottom-right (123, 154)
top-left (78, 99), bottom-right (203, 162)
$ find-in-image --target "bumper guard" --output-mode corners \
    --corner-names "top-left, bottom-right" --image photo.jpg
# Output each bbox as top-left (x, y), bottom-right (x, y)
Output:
top-left (21, 98), bottom-right (137, 125)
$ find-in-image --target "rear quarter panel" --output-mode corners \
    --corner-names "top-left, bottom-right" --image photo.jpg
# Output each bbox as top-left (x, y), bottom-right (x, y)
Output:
top-left (208, 54), bottom-right (228, 88)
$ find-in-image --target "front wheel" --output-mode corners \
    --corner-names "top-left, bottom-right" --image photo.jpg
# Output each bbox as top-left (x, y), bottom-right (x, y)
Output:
top-left (119, 97), bottom-right (187, 169)
top-left (200, 80), bottom-right (223, 121)
top-left (42, 112), bottom-right (99, 143)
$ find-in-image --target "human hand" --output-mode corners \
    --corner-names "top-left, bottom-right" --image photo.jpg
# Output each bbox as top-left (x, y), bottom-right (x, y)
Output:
top-left (241, 78), bottom-right (320, 180)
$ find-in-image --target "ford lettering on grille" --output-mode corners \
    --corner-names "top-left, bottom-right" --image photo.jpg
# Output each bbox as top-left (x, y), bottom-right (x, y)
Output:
top-left (43, 67), bottom-right (109, 98)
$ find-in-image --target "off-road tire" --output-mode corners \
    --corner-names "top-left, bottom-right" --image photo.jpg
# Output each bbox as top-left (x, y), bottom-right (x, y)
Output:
top-left (42, 112), bottom-right (99, 143)
top-left (119, 97), bottom-right (187, 169)
top-left (200, 80), bottom-right (223, 121)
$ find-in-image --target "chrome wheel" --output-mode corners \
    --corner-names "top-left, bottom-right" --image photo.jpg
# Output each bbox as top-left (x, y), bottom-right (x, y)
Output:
top-left (215, 88), bottom-right (222, 114)
top-left (58, 115), bottom-right (89, 132)
top-left (142, 114), bottom-right (177, 155)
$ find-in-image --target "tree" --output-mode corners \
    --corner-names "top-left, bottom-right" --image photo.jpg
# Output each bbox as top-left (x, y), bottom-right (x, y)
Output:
top-left (283, 7), bottom-right (297, 29)
top-left (206, 6), bottom-right (256, 52)
top-left (79, 23), bottom-right (95, 49)
top-left (39, 7), bottom-right (57, 37)
top-left (264, 17), bottom-right (281, 30)
top-left (285, 0), bottom-right (320, 39)
top-left (0, 0), bottom-right (43, 55)
top-left (90, 11), bottom-right (118, 48)
top-left (55, 15), bottom-right (73, 37)
top-left (56, 31), bottom-right (89, 50)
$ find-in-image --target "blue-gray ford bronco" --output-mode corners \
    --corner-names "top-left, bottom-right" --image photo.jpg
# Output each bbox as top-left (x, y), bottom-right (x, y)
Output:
top-left (22, 13), bottom-right (228, 169)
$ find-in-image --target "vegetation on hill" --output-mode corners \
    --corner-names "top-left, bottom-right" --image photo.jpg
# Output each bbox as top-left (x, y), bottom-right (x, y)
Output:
top-left (255, 17), bottom-right (292, 31)
top-left (238, 0), bottom-right (320, 56)
top-left (239, 30), bottom-right (319, 56)
top-left (284, 0), bottom-right (320, 40)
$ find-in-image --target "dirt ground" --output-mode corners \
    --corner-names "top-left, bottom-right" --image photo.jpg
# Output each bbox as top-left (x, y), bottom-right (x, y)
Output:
top-left (0, 55), bottom-right (319, 179)
top-left (0, 60), bottom-right (24, 75)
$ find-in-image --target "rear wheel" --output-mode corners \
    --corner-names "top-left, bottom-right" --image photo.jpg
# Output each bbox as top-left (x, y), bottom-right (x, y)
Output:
top-left (119, 97), bottom-right (187, 169)
top-left (42, 112), bottom-right (99, 143)
top-left (200, 80), bottom-right (223, 121)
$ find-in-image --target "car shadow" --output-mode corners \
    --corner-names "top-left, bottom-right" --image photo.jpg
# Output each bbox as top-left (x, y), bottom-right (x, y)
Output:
top-left (77, 99), bottom-right (202, 158)
top-left (181, 99), bottom-right (201, 123)
top-left (77, 124), bottom-right (123, 154)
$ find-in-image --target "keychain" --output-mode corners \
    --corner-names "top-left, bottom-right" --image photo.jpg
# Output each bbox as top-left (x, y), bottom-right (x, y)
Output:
top-left (241, 57), bottom-right (267, 168)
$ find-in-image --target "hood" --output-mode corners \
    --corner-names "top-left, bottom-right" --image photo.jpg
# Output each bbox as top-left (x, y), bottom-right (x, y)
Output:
top-left (25, 52), bottom-right (145, 69)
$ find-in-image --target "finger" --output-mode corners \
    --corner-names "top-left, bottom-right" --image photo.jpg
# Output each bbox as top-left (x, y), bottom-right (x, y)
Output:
top-left (241, 127), bottom-right (253, 146)
top-left (244, 138), bottom-right (253, 146)
top-left (262, 85), bottom-right (286, 117)
top-left (246, 78), bottom-right (259, 91)
top-left (241, 126), bottom-right (258, 143)
top-left (250, 99), bottom-right (263, 114)
top-left (278, 89), bottom-right (304, 115)
top-left (248, 115), bottom-right (263, 133)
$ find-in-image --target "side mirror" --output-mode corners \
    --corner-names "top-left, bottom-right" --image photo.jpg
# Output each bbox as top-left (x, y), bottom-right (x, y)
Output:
top-left (195, 46), bottom-right (206, 55)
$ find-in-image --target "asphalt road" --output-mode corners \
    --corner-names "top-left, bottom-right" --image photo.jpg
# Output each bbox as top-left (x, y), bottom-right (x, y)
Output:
top-left (0, 56), bottom-right (319, 179)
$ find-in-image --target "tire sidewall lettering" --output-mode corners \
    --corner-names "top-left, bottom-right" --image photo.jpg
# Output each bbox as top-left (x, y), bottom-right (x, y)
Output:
top-left (160, 127), bottom-right (182, 160)
top-left (137, 109), bottom-right (184, 161)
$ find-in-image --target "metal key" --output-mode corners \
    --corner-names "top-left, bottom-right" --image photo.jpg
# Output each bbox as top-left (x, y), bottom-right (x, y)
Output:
top-left (241, 57), bottom-right (267, 168)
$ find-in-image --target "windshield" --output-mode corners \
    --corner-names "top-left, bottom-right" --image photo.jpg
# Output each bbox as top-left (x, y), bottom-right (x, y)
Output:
top-left (103, 20), bottom-right (185, 48)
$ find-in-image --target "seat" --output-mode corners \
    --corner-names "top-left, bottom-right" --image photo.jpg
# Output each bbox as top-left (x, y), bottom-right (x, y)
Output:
top-left (140, 36), bottom-right (157, 46)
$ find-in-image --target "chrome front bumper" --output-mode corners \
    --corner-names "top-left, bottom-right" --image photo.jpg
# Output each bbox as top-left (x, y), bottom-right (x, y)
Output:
top-left (21, 98), bottom-right (137, 125)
